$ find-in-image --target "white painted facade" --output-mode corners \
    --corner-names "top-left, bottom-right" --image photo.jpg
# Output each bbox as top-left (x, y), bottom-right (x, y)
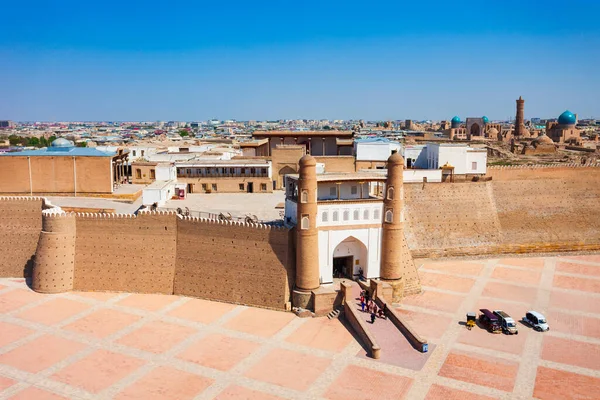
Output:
top-left (142, 180), bottom-right (176, 206)
top-left (155, 163), bottom-right (176, 181)
top-left (318, 228), bottom-right (382, 284)
top-left (403, 169), bottom-right (442, 183)
top-left (355, 139), bottom-right (402, 161)
top-left (426, 143), bottom-right (487, 175)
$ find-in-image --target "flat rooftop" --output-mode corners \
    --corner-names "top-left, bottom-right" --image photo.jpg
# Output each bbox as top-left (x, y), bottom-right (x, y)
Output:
top-left (253, 130), bottom-right (354, 137)
top-left (286, 171), bottom-right (387, 182)
top-left (176, 159), bottom-right (271, 167)
top-left (0, 253), bottom-right (598, 398)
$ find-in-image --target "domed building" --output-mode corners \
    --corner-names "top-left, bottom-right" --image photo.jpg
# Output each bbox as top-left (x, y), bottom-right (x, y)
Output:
top-left (546, 110), bottom-right (582, 145)
top-left (521, 133), bottom-right (557, 155)
top-left (451, 116), bottom-right (461, 129)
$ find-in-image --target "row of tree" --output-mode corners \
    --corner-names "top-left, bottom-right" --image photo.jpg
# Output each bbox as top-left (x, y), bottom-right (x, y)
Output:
top-left (3, 135), bottom-right (58, 148)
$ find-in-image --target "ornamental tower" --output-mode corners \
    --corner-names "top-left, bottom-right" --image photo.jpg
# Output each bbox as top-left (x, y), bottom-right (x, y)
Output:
top-left (295, 155), bottom-right (319, 293)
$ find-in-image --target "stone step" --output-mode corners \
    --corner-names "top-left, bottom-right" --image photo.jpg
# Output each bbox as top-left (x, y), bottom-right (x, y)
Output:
top-left (327, 309), bottom-right (341, 320)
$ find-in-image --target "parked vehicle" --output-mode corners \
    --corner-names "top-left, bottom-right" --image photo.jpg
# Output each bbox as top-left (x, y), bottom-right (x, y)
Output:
top-left (466, 312), bottom-right (476, 330)
top-left (522, 311), bottom-right (549, 332)
top-left (493, 310), bottom-right (519, 335)
top-left (478, 309), bottom-right (502, 333)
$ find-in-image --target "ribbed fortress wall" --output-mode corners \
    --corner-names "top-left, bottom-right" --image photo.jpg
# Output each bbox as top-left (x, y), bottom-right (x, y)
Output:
top-left (175, 217), bottom-right (294, 310)
top-left (28, 209), bottom-right (294, 310)
top-left (0, 197), bottom-right (43, 277)
top-left (404, 166), bottom-right (600, 258)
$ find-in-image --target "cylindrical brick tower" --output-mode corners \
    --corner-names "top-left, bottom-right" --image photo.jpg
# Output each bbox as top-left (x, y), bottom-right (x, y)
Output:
top-left (295, 155), bottom-right (319, 293)
top-left (379, 152), bottom-right (408, 301)
top-left (515, 96), bottom-right (525, 136)
top-left (32, 211), bottom-right (76, 293)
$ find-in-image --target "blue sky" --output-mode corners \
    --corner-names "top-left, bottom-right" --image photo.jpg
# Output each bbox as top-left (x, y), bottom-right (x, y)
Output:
top-left (1, 1), bottom-right (599, 121)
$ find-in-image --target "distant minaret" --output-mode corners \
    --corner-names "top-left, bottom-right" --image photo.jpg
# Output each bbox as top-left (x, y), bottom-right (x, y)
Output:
top-left (295, 155), bottom-right (319, 293)
top-left (515, 96), bottom-right (525, 136)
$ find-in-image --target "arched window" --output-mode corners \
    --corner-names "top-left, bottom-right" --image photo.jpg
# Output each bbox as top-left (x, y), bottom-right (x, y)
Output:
top-left (301, 190), bottom-right (308, 203)
top-left (353, 209), bottom-right (360, 220)
top-left (385, 209), bottom-right (393, 223)
top-left (322, 211), bottom-right (328, 222)
top-left (343, 210), bottom-right (350, 221)
top-left (387, 186), bottom-right (394, 200)
top-left (374, 209), bottom-right (380, 220)
top-left (301, 215), bottom-right (309, 230)
top-left (332, 211), bottom-right (339, 222)
top-left (363, 209), bottom-right (369, 220)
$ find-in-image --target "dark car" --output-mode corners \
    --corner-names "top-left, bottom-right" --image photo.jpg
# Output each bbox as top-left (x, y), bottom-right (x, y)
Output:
top-left (479, 309), bottom-right (502, 333)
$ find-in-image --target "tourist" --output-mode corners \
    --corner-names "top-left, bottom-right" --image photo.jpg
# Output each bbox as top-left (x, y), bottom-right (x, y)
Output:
top-left (370, 312), bottom-right (376, 324)
top-left (360, 298), bottom-right (365, 312)
top-left (373, 304), bottom-right (378, 317)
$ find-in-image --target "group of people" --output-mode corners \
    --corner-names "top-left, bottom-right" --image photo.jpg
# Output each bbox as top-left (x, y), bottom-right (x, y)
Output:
top-left (359, 290), bottom-right (387, 323)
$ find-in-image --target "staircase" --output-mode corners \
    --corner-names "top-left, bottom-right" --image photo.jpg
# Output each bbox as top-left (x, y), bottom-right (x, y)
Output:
top-left (327, 308), bottom-right (341, 320)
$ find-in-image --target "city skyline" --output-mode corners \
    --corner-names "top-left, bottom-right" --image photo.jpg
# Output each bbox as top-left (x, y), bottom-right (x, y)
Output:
top-left (1, 0), bottom-right (599, 121)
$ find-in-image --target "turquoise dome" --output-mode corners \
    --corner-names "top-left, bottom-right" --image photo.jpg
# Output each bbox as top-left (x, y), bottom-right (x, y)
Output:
top-left (451, 116), bottom-right (461, 123)
top-left (482, 116), bottom-right (489, 124)
top-left (558, 110), bottom-right (576, 125)
top-left (51, 138), bottom-right (74, 147)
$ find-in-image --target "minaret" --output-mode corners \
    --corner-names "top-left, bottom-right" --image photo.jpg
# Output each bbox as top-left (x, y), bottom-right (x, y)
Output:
top-left (515, 96), bottom-right (525, 136)
top-left (294, 155), bottom-right (320, 303)
top-left (381, 152), bottom-right (404, 281)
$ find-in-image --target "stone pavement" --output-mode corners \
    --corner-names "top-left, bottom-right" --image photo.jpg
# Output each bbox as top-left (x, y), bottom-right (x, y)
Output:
top-left (1, 254), bottom-right (600, 399)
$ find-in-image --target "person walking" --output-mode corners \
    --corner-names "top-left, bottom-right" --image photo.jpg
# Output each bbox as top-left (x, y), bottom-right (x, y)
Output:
top-left (370, 311), bottom-right (376, 324)
top-left (361, 298), bottom-right (365, 312)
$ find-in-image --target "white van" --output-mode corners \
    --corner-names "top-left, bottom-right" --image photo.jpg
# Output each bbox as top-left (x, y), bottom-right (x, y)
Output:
top-left (522, 311), bottom-right (549, 332)
top-left (493, 310), bottom-right (519, 335)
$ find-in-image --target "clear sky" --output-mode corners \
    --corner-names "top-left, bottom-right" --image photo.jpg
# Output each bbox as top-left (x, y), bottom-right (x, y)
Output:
top-left (1, 0), bottom-right (599, 122)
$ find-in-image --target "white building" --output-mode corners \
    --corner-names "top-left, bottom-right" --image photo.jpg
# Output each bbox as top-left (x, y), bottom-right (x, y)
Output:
top-left (284, 171), bottom-right (387, 284)
top-left (354, 138), bottom-right (402, 162)
top-left (402, 143), bottom-right (487, 176)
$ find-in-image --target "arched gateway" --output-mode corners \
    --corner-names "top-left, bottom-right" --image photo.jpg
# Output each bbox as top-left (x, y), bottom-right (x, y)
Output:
top-left (332, 236), bottom-right (368, 280)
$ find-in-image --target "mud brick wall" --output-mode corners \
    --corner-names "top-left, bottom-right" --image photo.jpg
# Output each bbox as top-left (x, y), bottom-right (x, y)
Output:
top-left (404, 167), bottom-right (600, 258)
top-left (175, 218), bottom-right (295, 310)
top-left (73, 212), bottom-right (178, 294)
top-left (0, 197), bottom-right (43, 277)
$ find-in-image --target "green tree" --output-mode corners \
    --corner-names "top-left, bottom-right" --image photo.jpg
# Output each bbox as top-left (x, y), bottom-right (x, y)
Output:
top-left (27, 137), bottom-right (40, 147)
top-left (179, 129), bottom-right (189, 137)
top-left (76, 142), bottom-right (87, 148)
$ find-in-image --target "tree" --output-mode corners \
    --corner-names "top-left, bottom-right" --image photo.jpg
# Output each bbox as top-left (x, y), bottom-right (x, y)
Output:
top-left (179, 129), bottom-right (189, 137)
top-left (76, 142), bottom-right (87, 148)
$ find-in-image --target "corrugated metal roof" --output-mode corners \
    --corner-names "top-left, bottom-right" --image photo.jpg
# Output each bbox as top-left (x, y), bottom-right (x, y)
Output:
top-left (0, 147), bottom-right (116, 157)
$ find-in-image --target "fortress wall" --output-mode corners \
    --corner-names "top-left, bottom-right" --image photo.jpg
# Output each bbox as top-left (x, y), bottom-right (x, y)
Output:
top-left (405, 167), bottom-right (600, 258)
top-left (0, 197), bottom-right (43, 277)
top-left (487, 165), bottom-right (600, 181)
top-left (73, 212), bottom-right (178, 294)
top-left (174, 218), bottom-right (295, 310)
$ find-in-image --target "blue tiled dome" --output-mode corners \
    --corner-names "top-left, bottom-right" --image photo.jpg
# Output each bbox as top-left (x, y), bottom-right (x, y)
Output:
top-left (558, 110), bottom-right (576, 125)
top-left (482, 116), bottom-right (489, 124)
top-left (51, 138), bottom-right (74, 147)
top-left (451, 116), bottom-right (461, 124)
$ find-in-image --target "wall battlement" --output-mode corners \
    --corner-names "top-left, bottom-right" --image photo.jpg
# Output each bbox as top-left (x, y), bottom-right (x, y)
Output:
top-left (488, 163), bottom-right (600, 170)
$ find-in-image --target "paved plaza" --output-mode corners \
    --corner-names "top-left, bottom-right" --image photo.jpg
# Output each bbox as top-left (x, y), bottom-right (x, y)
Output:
top-left (1, 254), bottom-right (599, 399)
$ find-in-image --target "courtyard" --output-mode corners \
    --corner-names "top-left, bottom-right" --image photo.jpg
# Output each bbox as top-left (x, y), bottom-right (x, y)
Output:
top-left (0, 253), bottom-right (599, 399)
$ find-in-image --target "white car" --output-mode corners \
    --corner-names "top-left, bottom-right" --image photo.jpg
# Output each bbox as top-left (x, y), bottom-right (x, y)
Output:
top-left (522, 311), bottom-right (549, 332)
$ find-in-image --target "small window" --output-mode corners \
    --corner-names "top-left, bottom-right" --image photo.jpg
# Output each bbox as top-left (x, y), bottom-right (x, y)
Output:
top-left (374, 209), bottom-right (381, 220)
top-left (202, 183), bottom-right (208, 191)
top-left (343, 210), bottom-right (350, 221)
top-left (322, 211), bottom-right (328, 222)
top-left (301, 189), bottom-right (308, 203)
top-left (301, 214), bottom-right (309, 230)
top-left (186, 169), bottom-right (191, 174)
top-left (332, 211), bottom-right (339, 222)
top-left (329, 186), bottom-right (336, 196)
top-left (212, 184), bottom-right (217, 191)
top-left (239, 183), bottom-right (245, 191)
top-left (351, 186), bottom-right (358, 195)
top-left (363, 209), bottom-right (369, 220)
top-left (260, 183), bottom-right (267, 191)
top-left (250, 168), bottom-right (256, 174)
top-left (150, 169), bottom-right (155, 179)
top-left (472, 161), bottom-right (477, 170)
top-left (353, 209), bottom-right (359, 220)
top-left (262, 168), bottom-right (267, 175)
top-left (385, 209), bottom-right (393, 223)
top-left (132, 150), bottom-right (136, 156)
top-left (241, 168), bottom-right (246, 174)
top-left (387, 186), bottom-right (394, 200)
top-left (141, 150), bottom-right (145, 156)
top-left (135, 169), bottom-right (141, 179)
